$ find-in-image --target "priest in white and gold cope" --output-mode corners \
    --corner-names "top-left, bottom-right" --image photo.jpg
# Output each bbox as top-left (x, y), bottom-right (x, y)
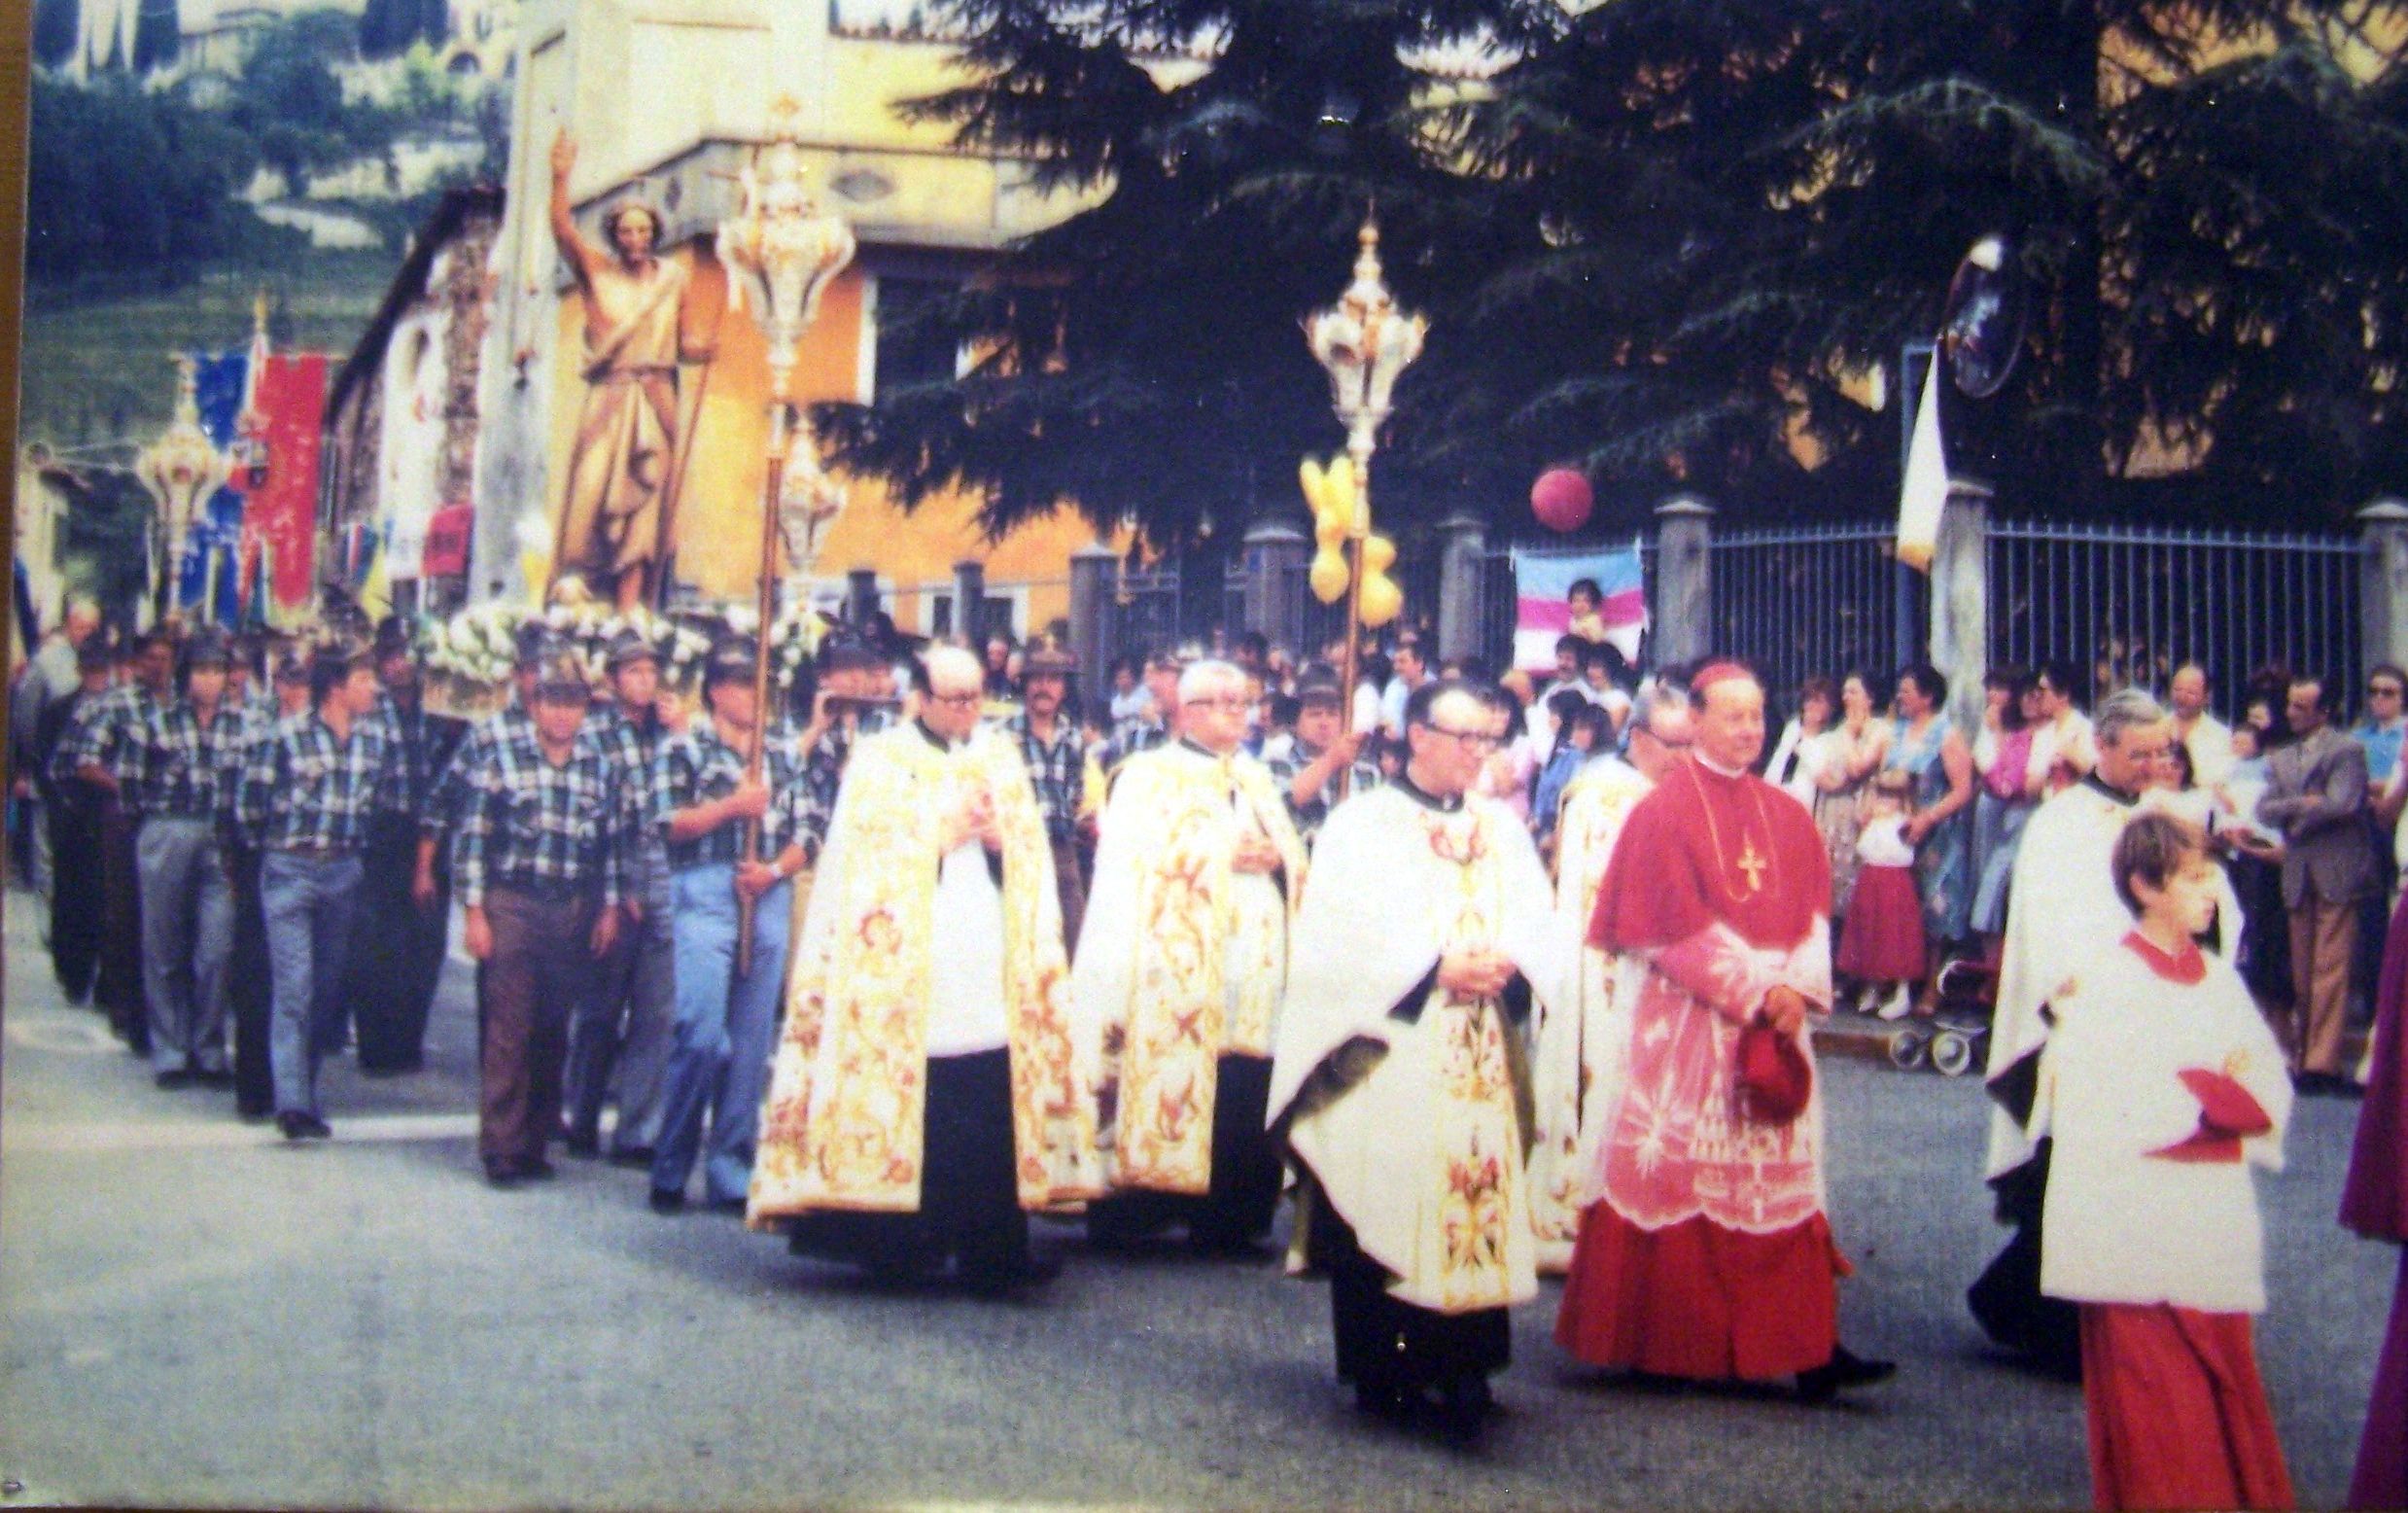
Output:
top-left (748, 647), bottom-right (1100, 1295)
top-left (1269, 679), bottom-right (1574, 1438)
top-left (1528, 683), bottom-right (1692, 1274)
top-left (1072, 660), bottom-right (1309, 1256)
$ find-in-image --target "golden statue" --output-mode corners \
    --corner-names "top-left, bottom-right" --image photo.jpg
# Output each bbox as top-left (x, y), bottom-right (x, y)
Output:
top-left (549, 132), bottom-right (720, 613)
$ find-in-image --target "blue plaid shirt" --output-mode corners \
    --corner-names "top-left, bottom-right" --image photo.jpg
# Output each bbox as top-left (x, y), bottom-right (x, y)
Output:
top-left (122, 698), bottom-right (254, 822)
top-left (424, 702), bottom-right (532, 841)
top-left (1004, 709), bottom-right (1087, 846)
top-left (654, 721), bottom-right (811, 871)
top-left (235, 710), bottom-right (409, 853)
top-left (1105, 713), bottom-right (1171, 773)
top-left (1261, 733), bottom-right (1382, 846)
top-left (450, 721), bottom-right (627, 908)
top-left (66, 684), bottom-right (164, 776)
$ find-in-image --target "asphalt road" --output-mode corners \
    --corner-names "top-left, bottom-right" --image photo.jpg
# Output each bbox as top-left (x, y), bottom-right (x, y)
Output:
top-left (0, 889), bottom-right (2393, 1511)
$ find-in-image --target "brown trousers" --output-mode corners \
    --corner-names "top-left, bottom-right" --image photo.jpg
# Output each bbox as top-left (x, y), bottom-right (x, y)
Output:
top-left (2287, 894), bottom-right (2358, 1075)
top-left (481, 888), bottom-right (599, 1168)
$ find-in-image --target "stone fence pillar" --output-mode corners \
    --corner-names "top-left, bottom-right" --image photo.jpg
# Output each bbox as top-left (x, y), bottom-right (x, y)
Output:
top-left (1929, 481), bottom-right (1993, 732)
top-left (1436, 512), bottom-right (1488, 667)
top-left (2359, 499), bottom-right (2408, 679)
top-left (1068, 543), bottom-right (1117, 711)
top-left (1653, 495), bottom-right (1714, 669)
top-left (953, 561), bottom-right (986, 647)
top-left (1241, 519), bottom-right (1309, 655)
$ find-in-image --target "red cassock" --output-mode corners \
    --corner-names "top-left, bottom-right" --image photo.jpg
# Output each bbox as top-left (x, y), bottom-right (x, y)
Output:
top-left (1555, 759), bottom-right (1847, 1381)
top-left (2340, 891), bottom-right (2408, 1510)
top-left (2080, 1305), bottom-right (2293, 1512)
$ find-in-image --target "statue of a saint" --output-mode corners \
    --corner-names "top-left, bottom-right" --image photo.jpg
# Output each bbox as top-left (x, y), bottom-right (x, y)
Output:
top-left (550, 132), bottom-right (716, 613)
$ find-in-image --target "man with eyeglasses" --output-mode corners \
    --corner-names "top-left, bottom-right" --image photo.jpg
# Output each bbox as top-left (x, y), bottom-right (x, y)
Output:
top-left (1073, 659), bottom-right (1309, 1259)
top-left (754, 646), bottom-right (1099, 1296)
top-left (1271, 678), bottom-right (1574, 1440)
top-left (1559, 660), bottom-right (1894, 1405)
top-left (1529, 682), bottom-right (1692, 1273)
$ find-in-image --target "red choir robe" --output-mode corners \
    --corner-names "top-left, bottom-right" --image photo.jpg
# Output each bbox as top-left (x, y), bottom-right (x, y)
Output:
top-left (1555, 756), bottom-right (1848, 1381)
top-left (2342, 892), bottom-right (2408, 1511)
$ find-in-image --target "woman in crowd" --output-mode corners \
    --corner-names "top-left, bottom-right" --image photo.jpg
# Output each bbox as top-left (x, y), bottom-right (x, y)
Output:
top-left (1766, 676), bottom-right (1838, 809)
top-left (1814, 671), bottom-right (1889, 929)
top-left (1885, 662), bottom-right (1975, 1005)
top-left (2031, 661), bottom-right (2097, 793)
top-left (1970, 667), bottom-right (2043, 968)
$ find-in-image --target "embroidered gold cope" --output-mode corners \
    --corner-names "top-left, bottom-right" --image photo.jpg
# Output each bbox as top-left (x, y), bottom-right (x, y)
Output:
top-left (1528, 758), bottom-right (1653, 1273)
top-left (1271, 788), bottom-right (1572, 1316)
top-left (747, 725), bottom-right (1102, 1227)
top-left (1072, 743), bottom-right (1307, 1195)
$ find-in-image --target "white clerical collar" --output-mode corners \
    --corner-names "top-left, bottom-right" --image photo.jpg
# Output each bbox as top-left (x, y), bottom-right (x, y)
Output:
top-left (1694, 753), bottom-right (1748, 779)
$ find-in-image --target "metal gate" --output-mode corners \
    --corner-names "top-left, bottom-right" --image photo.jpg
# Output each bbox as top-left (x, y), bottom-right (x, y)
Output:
top-left (1987, 519), bottom-right (2362, 716)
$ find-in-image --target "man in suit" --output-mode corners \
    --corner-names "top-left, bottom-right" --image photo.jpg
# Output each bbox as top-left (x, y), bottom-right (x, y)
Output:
top-left (2258, 672), bottom-right (2376, 1095)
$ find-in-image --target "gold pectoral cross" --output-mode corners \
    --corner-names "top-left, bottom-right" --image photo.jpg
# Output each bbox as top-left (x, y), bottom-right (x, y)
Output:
top-left (1735, 835), bottom-right (1767, 897)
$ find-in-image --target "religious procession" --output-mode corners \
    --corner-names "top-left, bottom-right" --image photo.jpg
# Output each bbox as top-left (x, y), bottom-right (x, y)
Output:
top-left (10, 1), bottom-right (2408, 1508)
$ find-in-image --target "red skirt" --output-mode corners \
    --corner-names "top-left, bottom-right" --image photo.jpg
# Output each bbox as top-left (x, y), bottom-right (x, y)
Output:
top-left (2080, 1303), bottom-right (2293, 1512)
top-left (1554, 1204), bottom-right (1842, 1381)
top-left (1836, 864), bottom-right (1926, 982)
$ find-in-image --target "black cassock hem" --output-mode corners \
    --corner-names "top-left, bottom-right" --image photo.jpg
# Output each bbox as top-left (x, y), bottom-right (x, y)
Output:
top-left (1295, 1170), bottom-right (1510, 1391)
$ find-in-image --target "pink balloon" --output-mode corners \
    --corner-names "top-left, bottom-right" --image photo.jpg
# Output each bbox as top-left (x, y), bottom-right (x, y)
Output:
top-left (1531, 468), bottom-right (1592, 533)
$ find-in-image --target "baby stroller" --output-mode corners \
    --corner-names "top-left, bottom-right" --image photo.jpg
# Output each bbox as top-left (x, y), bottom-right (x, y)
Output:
top-left (1884, 954), bottom-right (1994, 1077)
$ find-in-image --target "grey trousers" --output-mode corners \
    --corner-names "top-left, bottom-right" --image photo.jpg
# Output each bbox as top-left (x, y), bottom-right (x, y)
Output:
top-left (137, 816), bottom-right (234, 1074)
top-left (261, 850), bottom-right (364, 1117)
top-left (565, 845), bottom-right (678, 1155)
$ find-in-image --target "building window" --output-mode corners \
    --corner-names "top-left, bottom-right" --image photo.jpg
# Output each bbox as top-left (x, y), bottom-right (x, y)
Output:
top-left (872, 276), bottom-right (962, 404)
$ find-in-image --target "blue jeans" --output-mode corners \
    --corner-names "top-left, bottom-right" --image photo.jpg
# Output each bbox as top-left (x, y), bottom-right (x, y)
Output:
top-left (651, 864), bottom-right (791, 1205)
top-left (261, 850), bottom-right (364, 1117)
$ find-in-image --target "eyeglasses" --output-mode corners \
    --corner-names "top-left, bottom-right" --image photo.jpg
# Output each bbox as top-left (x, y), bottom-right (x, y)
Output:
top-left (1183, 695), bottom-right (1250, 711)
top-left (926, 691), bottom-right (982, 707)
top-left (1632, 727), bottom-right (1692, 749)
top-left (1425, 725), bottom-right (1505, 752)
top-left (2372, 686), bottom-right (2403, 698)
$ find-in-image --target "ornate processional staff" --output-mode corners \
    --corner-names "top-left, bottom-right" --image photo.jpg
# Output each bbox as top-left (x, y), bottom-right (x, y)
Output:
top-left (715, 96), bottom-right (856, 971)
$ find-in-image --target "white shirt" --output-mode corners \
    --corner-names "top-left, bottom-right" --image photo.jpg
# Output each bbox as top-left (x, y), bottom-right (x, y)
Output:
top-left (2177, 712), bottom-right (2235, 791)
top-left (1856, 813), bottom-right (1914, 867)
top-left (925, 839), bottom-right (1009, 1057)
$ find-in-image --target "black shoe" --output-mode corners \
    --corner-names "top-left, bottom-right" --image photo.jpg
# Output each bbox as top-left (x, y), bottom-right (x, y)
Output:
top-left (962, 1251), bottom-right (1062, 1298)
top-left (563, 1133), bottom-right (601, 1160)
top-left (607, 1145), bottom-right (655, 1169)
top-left (192, 1067), bottom-right (233, 1088)
top-left (523, 1158), bottom-right (558, 1181)
top-left (485, 1161), bottom-right (524, 1189)
top-left (2334, 1075), bottom-right (2366, 1101)
top-left (276, 1110), bottom-right (312, 1142)
top-left (647, 1187), bottom-right (685, 1214)
top-left (707, 1194), bottom-right (748, 1216)
top-left (154, 1069), bottom-right (192, 1090)
top-left (1796, 1345), bottom-right (1896, 1404)
top-left (1436, 1373), bottom-right (1497, 1442)
top-left (1353, 1378), bottom-right (1416, 1424)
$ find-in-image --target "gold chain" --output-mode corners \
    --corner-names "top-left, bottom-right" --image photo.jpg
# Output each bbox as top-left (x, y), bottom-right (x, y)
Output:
top-left (1683, 761), bottom-right (1781, 904)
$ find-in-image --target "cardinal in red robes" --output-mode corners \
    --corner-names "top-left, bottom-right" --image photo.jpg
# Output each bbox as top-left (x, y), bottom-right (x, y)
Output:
top-left (2343, 883), bottom-right (2408, 1510)
top-left (1554, 660), bottom-right (1895, 1401)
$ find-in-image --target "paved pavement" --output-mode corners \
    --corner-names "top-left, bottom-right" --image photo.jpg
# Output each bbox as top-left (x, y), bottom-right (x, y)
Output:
top-left (0, 889), bottom-right (2394, 1510)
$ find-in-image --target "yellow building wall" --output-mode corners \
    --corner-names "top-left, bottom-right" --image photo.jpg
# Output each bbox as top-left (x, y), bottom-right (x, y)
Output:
top-left (546, 251), bottom-right (1098, 636)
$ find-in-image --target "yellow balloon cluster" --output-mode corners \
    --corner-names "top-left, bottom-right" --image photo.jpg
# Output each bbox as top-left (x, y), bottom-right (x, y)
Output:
top-left (1298, 455), bottom-right (1404, 625)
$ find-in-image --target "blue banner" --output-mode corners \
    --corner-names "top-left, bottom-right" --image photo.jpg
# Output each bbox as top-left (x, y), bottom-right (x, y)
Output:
top-left (172, 349), bottom-right (251, 622)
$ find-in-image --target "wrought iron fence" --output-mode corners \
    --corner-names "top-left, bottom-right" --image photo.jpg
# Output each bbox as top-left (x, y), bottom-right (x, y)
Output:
top-left (1987, 518), bottom-right (2363, 718)
top-left (1709, 523), bottom-right (1913, 697)
top-left (1475, 541), bottom-right (1658, 673)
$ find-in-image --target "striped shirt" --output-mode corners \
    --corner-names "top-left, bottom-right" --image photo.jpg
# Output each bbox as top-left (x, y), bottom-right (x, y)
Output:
top-left (451, 721), bottom-right (627, 908)
top-left (654, 722), bottom-right (810, 871)
top-left (235, 710), bottom-right (408, 853)
top-left (1105, 715), bottom-right (1171, 773)
top-left (1004, 710), bottom-right (1087, 845)
top-left (121, 699), bottom-right (254, 821)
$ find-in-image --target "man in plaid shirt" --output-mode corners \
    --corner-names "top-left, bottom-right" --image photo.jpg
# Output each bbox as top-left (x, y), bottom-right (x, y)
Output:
top-left (1104, 648), bottom-right (1183, 773)
top-left (70, 630), bottom-right (174, 1053)
top-left (1259, 666), bottom-right (1380, 849)
top-left (796, 634), bottom-right (896, 860)
top-left (648, 640), bottom-right (812, 1214)
top-left (235, 642), bottom-right (408, 1140)
top-left (1003, 644), bottom-right (1090, 948)
top-left (563, 628), bottom-right (682, 1166)
top-left (344, 617), bottom-right (467, 1076)
top-left (451, 651), bottom-right (628, 1187)
top-left (117, 629), bottom-right (251, 1087)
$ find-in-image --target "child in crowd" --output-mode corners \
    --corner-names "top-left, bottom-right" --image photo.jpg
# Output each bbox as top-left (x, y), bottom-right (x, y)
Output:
top-left (1838, 769), bottom-right (1927, 1020)
top-left (1531, 694), bottom-right (1607, 850)
top-left (2040, 813), bottom-right (2293, 1512)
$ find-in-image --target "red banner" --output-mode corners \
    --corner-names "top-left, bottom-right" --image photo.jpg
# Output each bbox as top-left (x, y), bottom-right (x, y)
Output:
top-left (247, 352), bottom-right (331, 610)
top-left (423, 503), bottom-right (473, 579)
